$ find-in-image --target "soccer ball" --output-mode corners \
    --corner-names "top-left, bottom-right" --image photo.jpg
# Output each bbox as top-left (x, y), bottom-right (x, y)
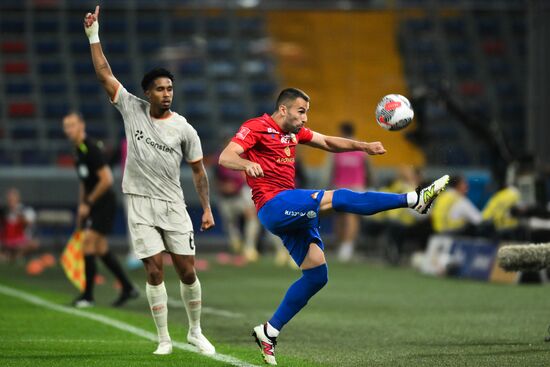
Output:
top-left (375, 94), bottom-right (414, 131)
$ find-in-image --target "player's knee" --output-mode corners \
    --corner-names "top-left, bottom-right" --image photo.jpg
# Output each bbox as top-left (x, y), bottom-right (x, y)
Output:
top-left (181, 268), bottom-right (196, 284)
top-left (146, 266), bottom-right (164, 284)
top-left (305, 263), bottom-right (328, 289)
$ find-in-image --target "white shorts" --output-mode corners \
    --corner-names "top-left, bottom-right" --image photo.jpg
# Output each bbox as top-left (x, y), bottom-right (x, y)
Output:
top-left (126, 194), bottom-right (195, 259)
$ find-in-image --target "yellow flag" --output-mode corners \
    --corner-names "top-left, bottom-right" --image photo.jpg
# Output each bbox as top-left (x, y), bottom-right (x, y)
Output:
top-left (60, 231), bottom-right (85, 292)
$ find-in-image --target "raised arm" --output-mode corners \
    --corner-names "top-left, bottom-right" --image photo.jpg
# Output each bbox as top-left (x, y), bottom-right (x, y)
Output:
top-left (304, 131), bottom-right (386, 155)
top-left (84, 5), bottom-right (120, 100)
top-left (189, 159), bottom-right (215, 231)
top-left (218, 142), bottom-right (264, 178)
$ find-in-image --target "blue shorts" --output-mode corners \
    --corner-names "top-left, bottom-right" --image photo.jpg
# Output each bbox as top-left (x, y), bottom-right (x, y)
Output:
top-left (258, 189), bottom-right (325, 266)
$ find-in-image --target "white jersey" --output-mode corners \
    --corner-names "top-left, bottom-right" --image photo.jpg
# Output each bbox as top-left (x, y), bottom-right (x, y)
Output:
top-left (112, 85), bottom-right (203, 203)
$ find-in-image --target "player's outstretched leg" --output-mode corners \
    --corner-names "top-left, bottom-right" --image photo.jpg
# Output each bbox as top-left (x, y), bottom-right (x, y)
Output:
top-left (146, 282), bottom-right (172, 355)
top-left (252, 323), bottom-right (278, 365)
top-left (180, 278), bottom-right (216, 355)
top-left (253, 262), bottom-right (328, 365)
top-left (331, 175), bottom-right (450, 216)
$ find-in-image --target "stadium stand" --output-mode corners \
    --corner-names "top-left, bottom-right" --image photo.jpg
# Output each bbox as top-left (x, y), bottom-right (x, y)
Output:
top-left (0, 4), bottom-right (277, 165)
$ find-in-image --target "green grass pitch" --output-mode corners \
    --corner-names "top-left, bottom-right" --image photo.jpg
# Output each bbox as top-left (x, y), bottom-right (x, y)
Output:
top-left (1, 255), bottom-right (549, 366)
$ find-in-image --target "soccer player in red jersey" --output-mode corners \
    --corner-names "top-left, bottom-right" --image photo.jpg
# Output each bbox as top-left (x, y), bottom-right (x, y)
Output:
top-left (219, 88), bottom-right (449, 365)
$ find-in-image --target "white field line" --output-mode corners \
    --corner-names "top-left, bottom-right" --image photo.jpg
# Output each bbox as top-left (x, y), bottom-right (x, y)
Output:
top-left (0, 283), bottom-right (260, 367)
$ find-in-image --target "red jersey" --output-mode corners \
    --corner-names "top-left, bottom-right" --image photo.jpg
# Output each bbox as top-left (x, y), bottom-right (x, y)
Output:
top-left (231, 114), bottom-right (313, 210)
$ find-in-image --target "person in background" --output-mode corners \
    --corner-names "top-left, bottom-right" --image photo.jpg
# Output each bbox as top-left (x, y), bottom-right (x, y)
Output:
top-left (63, 112), bottom-right (138, 308)
top-left (214, 145), bottom-right (261, 262)
top-left (0, 188), bottom-right (39, 262)
top-left (431, 175), bottom-right (482, 235)
top-left (326, 121), bottom-right (372, 262)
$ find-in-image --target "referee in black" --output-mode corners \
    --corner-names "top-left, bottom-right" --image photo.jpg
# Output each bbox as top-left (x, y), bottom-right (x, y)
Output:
top-left (63, 111), bottom-right (138, 307)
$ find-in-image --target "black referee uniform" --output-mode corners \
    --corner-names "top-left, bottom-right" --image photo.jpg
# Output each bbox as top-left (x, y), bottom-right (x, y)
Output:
top-left (75, 137), bottom-right (116, 234)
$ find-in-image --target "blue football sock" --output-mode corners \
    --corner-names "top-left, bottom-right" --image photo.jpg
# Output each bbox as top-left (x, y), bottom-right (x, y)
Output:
top-left (268, 263), bottom-right (328, 331)
top-left (332, 189), bottom-right (407, 215)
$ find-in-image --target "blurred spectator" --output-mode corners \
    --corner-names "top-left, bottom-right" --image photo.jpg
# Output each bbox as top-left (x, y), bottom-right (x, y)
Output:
top-left (482, 185), bottom-right (522, 240)
top-left (214, 147), bottom-right (261, 262)
top-left (0, 188), bottom-right (39, 262)
top-left (381, 166), bottom-right (430, 264)
top-left (326, 121), bottom-right (372, 262)
top-left (431, 175), bottom-right (482, 235)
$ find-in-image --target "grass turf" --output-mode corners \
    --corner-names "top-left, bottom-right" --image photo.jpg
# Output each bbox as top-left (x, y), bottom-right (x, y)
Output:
top-left (1, 255), bottom-right (549, 366)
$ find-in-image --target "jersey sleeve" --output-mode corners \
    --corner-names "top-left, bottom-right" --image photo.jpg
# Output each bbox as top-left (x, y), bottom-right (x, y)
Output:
top-left (88, 142), bottom-right (108, 172)
top-left (230, 121), bottom-right (261, 151)
top-left (297, 127), bottom-right (313, 143)
top-left (110, 85), bottom-right (142, 119)
top-left (182, 125), bottom-right (204, 163)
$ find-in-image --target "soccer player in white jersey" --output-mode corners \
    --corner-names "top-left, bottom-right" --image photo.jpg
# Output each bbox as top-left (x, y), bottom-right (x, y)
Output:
top-left (84, 6), bottom-right (215, 355)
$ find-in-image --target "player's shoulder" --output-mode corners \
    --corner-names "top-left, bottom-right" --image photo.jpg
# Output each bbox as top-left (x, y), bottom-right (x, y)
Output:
top-left (242, 114), bottom-right (273, 131)
top-left (172, 112), bottom-right (199, 134)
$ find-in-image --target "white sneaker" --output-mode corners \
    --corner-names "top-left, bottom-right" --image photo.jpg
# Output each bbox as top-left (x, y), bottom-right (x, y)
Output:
top-left (252, 324), bottom-right (277, 365)
top-left (337, 243), bottom-right (354, 262)
top-left (187, 330), bottom-right (216, 355)
top-left (413, 175), bottom-right (450, 214)
top-left (72, 298), bottom-right (94, 308)
top-left (153, 341), bottom-right (172, 355)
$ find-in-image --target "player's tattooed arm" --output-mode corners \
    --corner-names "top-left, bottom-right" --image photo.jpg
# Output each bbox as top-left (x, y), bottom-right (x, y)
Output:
top-left (189, 159), bottom-right (215, 231)
top-left (84, 5), bottom-right (121, 100)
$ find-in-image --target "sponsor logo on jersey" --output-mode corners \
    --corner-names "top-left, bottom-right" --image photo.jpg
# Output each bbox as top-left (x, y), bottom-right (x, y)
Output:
top-left (280, 134), bottom-right (295, 144)
top-left (276, 157), bottom-right (295, 164)
top-left (236, 127), bottom-right (251, 140)
top-left (267, 127), bottom-right (279, 134)
top-left (135, 130), bottom-right (144, 140)
top-left (135, 130), bottom-right (173, 153)
top-left (285, 210), bottom-right (306, 217)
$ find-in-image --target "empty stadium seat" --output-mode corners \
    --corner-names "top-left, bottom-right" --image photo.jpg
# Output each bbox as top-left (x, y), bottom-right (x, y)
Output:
top-left (1, 21), bottom-right (24, 34)
top-left (220, 102), bottom-right (246, 121)
top-left (104, 40), bottom-right (128, 54)
top-left (170, 18), bottom-right (197, 34)
top-left (9, 102), bottom-right (36, 117)
top-left (217, 81), bottom-right (242, 98)
top-left (207, 39), bottom-right (234, 58)
top-left (205, 17), bottom-right (230, 35)
top-left (184, 103), bottom-right (210, 121)
top-left (73, 61), bottom-right (95, 75)
top-left (35, 40), bottom-right (60, 54)
top-left (39, 61), bottom-right (63, 75)
top-left (80, 102), bottom-right (105, 119)
top-left (11, 124), bottom-right (38, 140)
top-left (180, 60), bottom-right (205, 76)
top-left (250, 81), bottom-right (276, 98)
top-left (4, 62), bottom-right (29, 74)
top-left (443, 18), bottom-right (466, 35)
top-left (1, 41), bottom-right (26, 53)
top-left (182, 81), bottom-right (207, 98)
top-left (77, 82), bottom-right (101, 95)
top-left (44, 102), bottom-right (70, 118)
top-left (34, 19), bottom-right (58, 33)
top-left (41, 82), bottom-right (67, 95)
top-left (6, 82), bottom-right (33, 95)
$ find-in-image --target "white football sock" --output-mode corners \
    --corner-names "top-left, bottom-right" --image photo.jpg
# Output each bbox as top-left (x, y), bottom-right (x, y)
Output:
top-left (146, 282), bottom-right (170, 343)
top-left (407, 191), bottom-right (419, 207)
top-left (266, 322), bottom-right (280, 338)
top-left (181, 278), bottom-right (202, 333)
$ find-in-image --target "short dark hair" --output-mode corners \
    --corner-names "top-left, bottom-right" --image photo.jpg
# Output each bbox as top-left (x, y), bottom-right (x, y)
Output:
top-left (275, 88), bottom-right (310, 110)
top-left (141, 68), bottom-right (174, 91)
top-left (449, 175), bottom-right (465, 188)
top-left (339, 121), bottom-right (355, 137)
